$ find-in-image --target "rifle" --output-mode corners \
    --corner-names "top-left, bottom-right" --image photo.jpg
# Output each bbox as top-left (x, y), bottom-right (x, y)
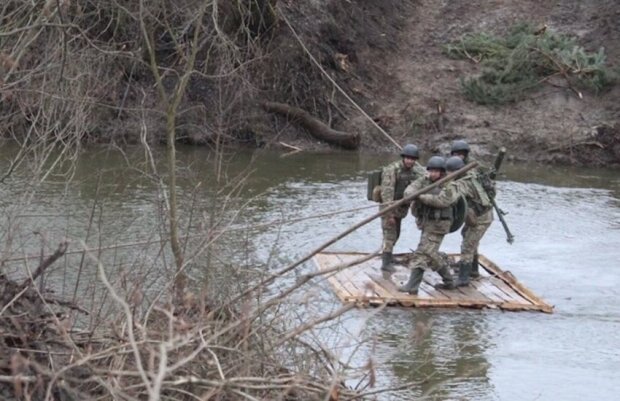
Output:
top-left (489, 147), bottom-right (515, 244)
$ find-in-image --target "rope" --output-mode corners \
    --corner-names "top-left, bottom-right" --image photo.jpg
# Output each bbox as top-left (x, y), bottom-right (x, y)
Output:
top-left (278, 10), bottom-right (402, 150)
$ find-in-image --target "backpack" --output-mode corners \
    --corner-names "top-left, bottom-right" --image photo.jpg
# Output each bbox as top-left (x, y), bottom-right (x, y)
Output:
top-left (366, 170), bottom-right (382, 202)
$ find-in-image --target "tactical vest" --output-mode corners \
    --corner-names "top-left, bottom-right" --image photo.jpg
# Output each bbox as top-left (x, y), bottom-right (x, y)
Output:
top-left (413, 179), bottom-right (453, 220)
top-left (394, 167), bottom-right (418, 200)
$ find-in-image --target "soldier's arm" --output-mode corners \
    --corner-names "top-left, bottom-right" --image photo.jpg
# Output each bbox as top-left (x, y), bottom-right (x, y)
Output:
top-left (418, 182), bottom-right (461, 208)
top-left (404, 177), bottom-right (425, 210)
top-left (380, 167), bottom-right (396, 202)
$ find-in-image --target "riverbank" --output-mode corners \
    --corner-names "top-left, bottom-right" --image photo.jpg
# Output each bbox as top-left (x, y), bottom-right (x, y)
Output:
top-left (262, 0), bottom-right (620, 166)
top-left (0, 1), bottom-right (618, 166)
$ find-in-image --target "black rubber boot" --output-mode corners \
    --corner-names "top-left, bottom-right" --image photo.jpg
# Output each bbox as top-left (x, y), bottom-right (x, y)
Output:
top-left (470, 254), bottom-right (480, 279)
top-left (381, 252), bottom-right (396, 273)
top-left (398, 268), bottom-right (424, 295)
top-left (434, 265), bottom-right (456, 290)
top-left (456, 261), bottom-right (472, 287)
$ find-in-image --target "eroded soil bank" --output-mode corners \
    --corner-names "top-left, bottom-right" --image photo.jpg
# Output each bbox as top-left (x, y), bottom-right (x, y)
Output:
top-left (265, 0), bottom-right (620, 166)
top-left (1, 1), bottom-right (618, 166)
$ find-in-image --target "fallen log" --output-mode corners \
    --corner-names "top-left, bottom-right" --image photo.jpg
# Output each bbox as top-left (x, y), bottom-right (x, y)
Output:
top-left (261, 101), bottom-right (360, 149)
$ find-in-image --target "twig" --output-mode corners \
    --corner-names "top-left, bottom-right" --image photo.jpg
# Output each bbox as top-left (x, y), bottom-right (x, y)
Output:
top-left (17, 241), bottom-right (69, 293)
top-left (531, 46), bottom-right (583, 99)
top-left (328, 98), bottom-right (349, 120)
top-left (42, 297), bottom-right (90, 314)
top-left (275, 304), bottom-right (355, 346)
top-left (278, 141), bottom-right (302, 152)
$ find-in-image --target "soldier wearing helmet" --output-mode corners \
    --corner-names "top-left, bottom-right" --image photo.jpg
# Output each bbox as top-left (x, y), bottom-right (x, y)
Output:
top-left (449, 139), bottom-right (496, 281)
top-left (417, 156), bottom-right (494, 286)
top-left (450, 139), bottom-right (493, 189)
top-left (397, 156), bottom-right (456, 294)
top-left (450, 140), bottom-right (471, 160)
top-left (378, 144), bottom-right (426, 273)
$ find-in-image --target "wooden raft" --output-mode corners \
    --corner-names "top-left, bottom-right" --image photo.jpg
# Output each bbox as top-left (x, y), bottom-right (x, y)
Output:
top-left (313, 251), bottom-right (554, 313)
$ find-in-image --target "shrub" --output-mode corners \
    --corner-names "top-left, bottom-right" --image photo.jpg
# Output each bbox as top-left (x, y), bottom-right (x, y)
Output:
top-left (444, 23), bottom-right (617, 105)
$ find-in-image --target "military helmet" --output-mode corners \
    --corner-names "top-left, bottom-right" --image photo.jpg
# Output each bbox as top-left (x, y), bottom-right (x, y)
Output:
top-left (400, 144), bottom-right (419, 159)
top-left (451, 140), bottom-right (470, 154)
top-left (446, 156), bottom-right (465, 172)
top-left (426, 155), bottom-right (446, 171)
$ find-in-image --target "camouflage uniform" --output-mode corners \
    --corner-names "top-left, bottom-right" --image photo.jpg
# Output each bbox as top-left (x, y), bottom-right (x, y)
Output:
top-left (464, 156), bottom-right (495, 198)
top-left (380, 160), bottom-right (425, 253)
top-left (419, 170), bottom-right (493, 284)
top-left (461, 156), bottom-right (495, 278)
top-left (397, 176), bottom-right (456, 294)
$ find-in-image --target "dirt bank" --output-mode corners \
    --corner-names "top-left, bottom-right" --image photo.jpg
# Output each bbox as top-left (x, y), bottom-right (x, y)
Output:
top-left (1, 1), bottom-right (618, 166)
top-left (267, 0), bottom-right (619, 166)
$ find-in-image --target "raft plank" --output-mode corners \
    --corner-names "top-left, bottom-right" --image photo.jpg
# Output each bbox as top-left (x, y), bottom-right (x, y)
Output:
top-left (315, 253), bottom-right (377, 302)
top-left (424, 273), bottom-right (473, 302)
top-left (313, 255), bottom-right (355, 302)
top-left (455, 284), bottom-right (494, 303)
top-left (488, 276), bottom-right (530, 304)
top-left (313, 252), bottom-right (553, 313)
top-left (332, 255), bottom-right (382, 300)
top-left (367, 274), bottom-right (406, 302)
top-left (470, 278), bottom-right (510, 303)
top-left (480, 255), bottom-right (553, 312)
top-left (419, 282), bottom-right (448, 300)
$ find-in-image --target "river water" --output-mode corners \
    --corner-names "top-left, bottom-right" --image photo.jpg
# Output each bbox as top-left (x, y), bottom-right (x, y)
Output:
top-left (1, 144), bottom-right (619, 401)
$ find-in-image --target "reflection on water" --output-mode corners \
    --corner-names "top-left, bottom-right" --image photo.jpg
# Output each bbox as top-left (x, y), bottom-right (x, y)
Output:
top-left (1, 143), bottom-right (619, 401)
top-left (374, 310), bottom-right (493, 400)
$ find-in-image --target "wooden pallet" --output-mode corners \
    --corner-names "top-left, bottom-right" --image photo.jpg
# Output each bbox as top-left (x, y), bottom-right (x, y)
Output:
top-left (313, 251), bottom-right (553, 313)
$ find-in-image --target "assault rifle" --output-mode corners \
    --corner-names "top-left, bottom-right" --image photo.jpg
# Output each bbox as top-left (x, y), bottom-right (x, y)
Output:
top-left (489, 147), bottom-right (515, 244)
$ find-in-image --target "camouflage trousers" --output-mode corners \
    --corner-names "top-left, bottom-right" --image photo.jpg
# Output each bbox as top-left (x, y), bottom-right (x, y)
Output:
top-left (409, 220), bottom-right (452, 271)
top-left (381, 215), bottom-right (402, 252)
top-left (381, 205), bottom-right (408, 253)
top-left (461, 208), bottom-right (493, 263)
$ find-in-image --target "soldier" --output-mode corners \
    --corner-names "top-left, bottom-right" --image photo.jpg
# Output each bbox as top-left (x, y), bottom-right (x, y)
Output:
top-left (451, 140), bottom-right (489, 176)
top-left (450, 139), bottom-right (496, 279)
top-left (379, 144), bottom-right (426, 273)
top-left (418, 156), bottom-right (494, 286)
top-left (397, 156), bottom-right (456, 295)
top-left (450, 140), bottom-right (471, 162)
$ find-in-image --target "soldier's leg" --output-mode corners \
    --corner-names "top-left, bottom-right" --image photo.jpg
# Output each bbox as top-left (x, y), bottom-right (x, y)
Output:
top-left (394, 216), bottom-right (402, 244)
top-left (398, 262), bottom-right (425, 295)
top-left (424, 232), bottom-right (455, 290)
top-left (435, 265), bottom-right (456, 290)
top-left (398, 231), bottom-right (435, 294)
top-left (460, 212), bottom-right (492, 285)
top-left (381, 215), bottom-right (398, 272)
top-left (471, 252), bottom-right (480, 279)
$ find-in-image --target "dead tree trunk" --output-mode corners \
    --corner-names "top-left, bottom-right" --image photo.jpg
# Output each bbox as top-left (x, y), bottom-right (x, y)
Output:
top-left (262, 101), bottom-right (360, 149)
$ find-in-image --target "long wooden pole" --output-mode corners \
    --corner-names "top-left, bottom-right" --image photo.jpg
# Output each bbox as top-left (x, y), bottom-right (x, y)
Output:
top-left (230, 162), bottom-right (479, 303)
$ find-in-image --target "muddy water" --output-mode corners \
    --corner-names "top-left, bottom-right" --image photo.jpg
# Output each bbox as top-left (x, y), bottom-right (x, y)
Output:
top-left (1, 145), bottom-right (618, 401)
